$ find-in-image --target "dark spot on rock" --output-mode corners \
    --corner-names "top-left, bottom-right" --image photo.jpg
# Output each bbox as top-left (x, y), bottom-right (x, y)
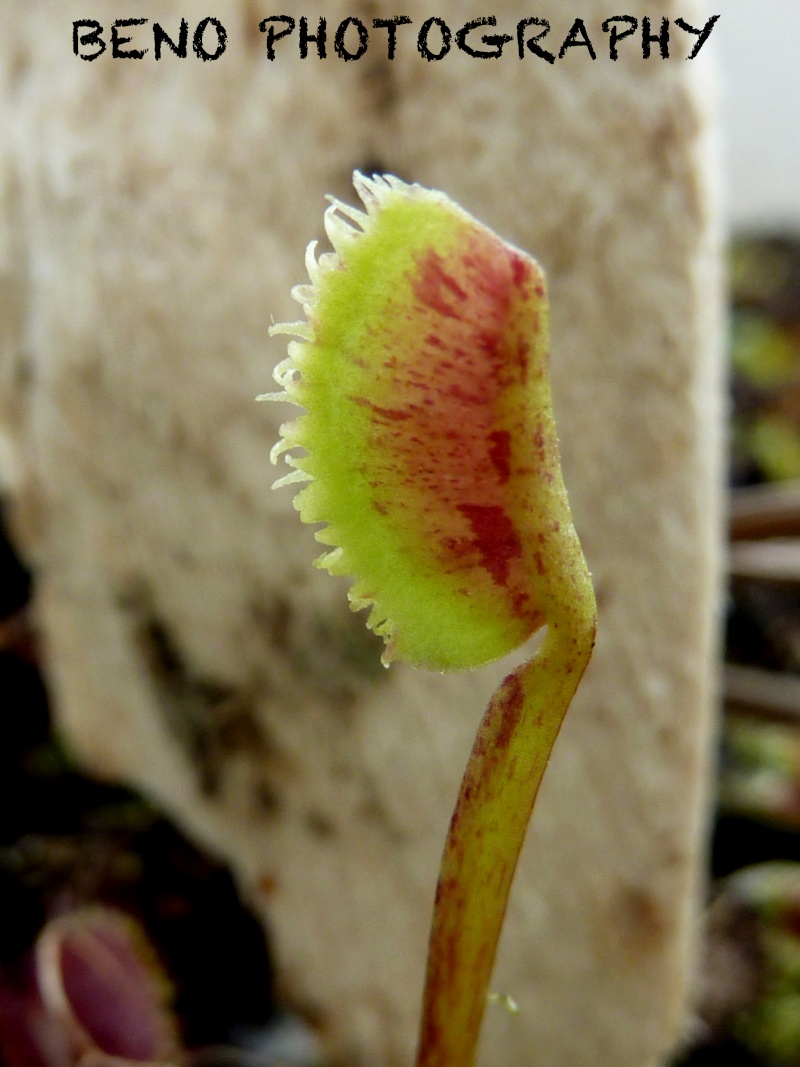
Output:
top-left (126, 585), bottom-right (278, 797)
top-left (254, 783), bottom-right (283, 816)
top-left (251, 590), bottom-right (385, 703)
top-left (249, 594), bottom-right (292, 657)
top-left (256, 871), bottom-right (279, 896)
top-left (618, 884), bottom-right (669, 950)
top-left (305, 810), bottom-right (337, 839)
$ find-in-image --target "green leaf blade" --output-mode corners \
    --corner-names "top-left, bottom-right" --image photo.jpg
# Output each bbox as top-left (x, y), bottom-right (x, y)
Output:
top-left (270, 174), bottom-right (581, 671)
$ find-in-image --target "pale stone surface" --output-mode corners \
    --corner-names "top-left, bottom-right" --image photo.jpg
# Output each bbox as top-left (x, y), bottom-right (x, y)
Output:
top-left (0, 3), bottom-right (723, 1066)
top-left (716, 0), bottom-right (800, 229)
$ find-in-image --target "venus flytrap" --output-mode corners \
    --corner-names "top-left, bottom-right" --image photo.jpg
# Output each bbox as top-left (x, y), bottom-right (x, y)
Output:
top-left (35, 907), bottom-right (180, 1066)
top-left (264, 172), bottom-right (596, 1067)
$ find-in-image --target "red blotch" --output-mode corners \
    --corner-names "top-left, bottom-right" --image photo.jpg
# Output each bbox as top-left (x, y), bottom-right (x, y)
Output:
top-left (419, 1016), bottom-right (442, 1059)
top-left (493, 671), bottom-right (524, 750)
top-left (488, 430), bottom-right (512, 484)
top-left (514, 336), bottom-right (530, 385)
top-left (533, 422), bottom-right (545, 451)
top-left (510, 252), bottom-right (531, 289)
top-left (456, 504), bottom-right (523, 588)
top-left (351, 396), bottom-right (412, 421)
top-left (372, 404), bottom-right (411, 422)
top-left (414, 251), bottom-right (469, 319)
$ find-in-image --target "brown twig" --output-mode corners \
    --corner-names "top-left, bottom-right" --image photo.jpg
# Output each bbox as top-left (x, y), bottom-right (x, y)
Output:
top-left (725, 663), bottom-right (800, 725)
top-left (730, 480), bottom-right (800, 541)
top-left (730, 539), bottom-right (800, 585)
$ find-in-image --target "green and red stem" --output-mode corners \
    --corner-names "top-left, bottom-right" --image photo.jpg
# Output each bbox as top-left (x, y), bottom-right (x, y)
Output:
top-left (415, 614), bottom-right (596, 1067)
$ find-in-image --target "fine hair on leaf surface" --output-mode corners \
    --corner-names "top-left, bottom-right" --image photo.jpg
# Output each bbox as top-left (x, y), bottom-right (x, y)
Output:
top-left (265, 172), bottom-right (596, 1067)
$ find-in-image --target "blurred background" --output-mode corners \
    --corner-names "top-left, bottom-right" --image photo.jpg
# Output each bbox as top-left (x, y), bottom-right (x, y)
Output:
top-left (3, 6), bottom-right (800, 1066)
top-left (674, 4), bottom-right (800, 1066)
top-left (718, 0), bottom-right (800, 231)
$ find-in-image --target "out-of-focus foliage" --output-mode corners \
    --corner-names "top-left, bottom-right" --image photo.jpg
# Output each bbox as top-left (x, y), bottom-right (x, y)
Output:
top-left (730, 239), bottom-right (800, 486)
top-left (721, 718), bottom-right (800, 830)
top-left (713, 865), bottom-right (800, 1067)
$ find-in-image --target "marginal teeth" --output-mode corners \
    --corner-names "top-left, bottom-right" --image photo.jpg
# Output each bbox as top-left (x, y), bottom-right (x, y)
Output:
top-left (367, 606), bottom-right (390, 635)
top-left (257, 389), bottom-right (290, 403)
top-left (314, 546), bottom-right (344, 570)
top-left (313, 526), bottom-right (339, 547)
top-left (352, 171), bottom-right (391, 213)
top-left (287, 339), bottom-right (310, 362)
top-left (351, 171), bottom-right (378, 207)
top-left (353, 171), bottom-right (414, 216)
top-left (266, 173), bottom-right (420, 663)
top-left (272, 467), bottom-right (312, 489)
top-left (269, 320), bottom-right (313, 341)
top-left (291, 284), bottom-right (316, 309)
top-left (304, 240), bottom-right (322, 285)
top-left (326, 196), bottom-right (369, 230)
top-left (269, 436), bottom-right (295, 464)
top-left (316, 251), bottom-right (339, 273)
top-left (272, 357), bottom-right (301, 389)
top-left (383, 174), bottom-right (407, 192)
top-left (324, 206), bottom-right (362, 250)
